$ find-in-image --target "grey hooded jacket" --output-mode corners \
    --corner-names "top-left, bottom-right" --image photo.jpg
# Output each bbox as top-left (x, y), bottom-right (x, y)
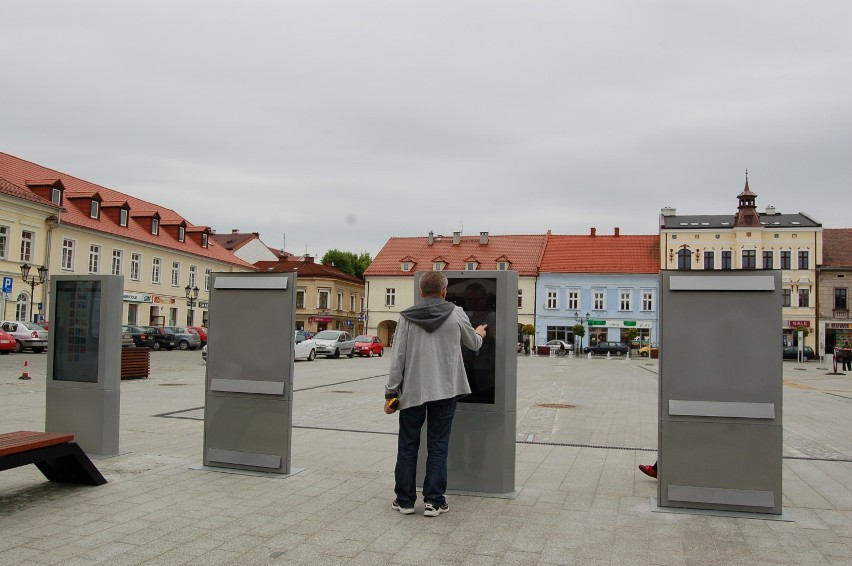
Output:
top-left (385, 298), bottom-right (483, 410)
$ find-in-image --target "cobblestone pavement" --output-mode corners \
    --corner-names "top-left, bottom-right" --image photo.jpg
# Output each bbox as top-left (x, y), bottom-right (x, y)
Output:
top-left (1, 349), bottom-right (851, 564)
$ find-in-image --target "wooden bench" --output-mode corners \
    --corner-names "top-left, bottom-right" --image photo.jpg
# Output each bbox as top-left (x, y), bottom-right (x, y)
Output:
top-left (0, 431), bottom-right (107, 486)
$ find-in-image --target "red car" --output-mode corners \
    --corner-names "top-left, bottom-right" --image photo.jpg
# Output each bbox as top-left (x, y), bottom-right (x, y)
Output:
top-left (188, 326), bottom-right (208, 347)
top-left (0, 329), bottom-right (15, 354)
top-left (354, 335), bottom-right (384, 357)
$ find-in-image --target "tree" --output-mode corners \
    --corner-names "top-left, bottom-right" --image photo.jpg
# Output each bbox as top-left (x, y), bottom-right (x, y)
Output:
top-left (321, 250), bottom-right (372, 279)
top-left (572, 323), bottom-right (586, 353)
top-left (625, 328), bottom-right (639, 348)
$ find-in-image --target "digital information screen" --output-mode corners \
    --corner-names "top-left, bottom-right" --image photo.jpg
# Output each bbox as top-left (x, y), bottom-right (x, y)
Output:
top-left (52, 280), bottom-right (102, 383)
top-left (445, 278), bottom-right (497, 405)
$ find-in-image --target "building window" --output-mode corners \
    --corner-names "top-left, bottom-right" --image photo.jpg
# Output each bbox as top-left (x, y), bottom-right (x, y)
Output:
top-left (835, 288), bottom-right (847, 310)
top-left (433, 262), bottom-right (445, 271)
top-left (151, 218), bottom-right (159, 235)
top-left (798, 251), bottom-right (809, 270)
top-left (782, 288), bottom-right (791, 307)
top-left (296, 288), bottom-right (306, 309)
top-left (90, 200), bottom-right (99, 219)
top-left (187, 266), bottom-right (197, 289)
top-left (619, 289), bottom-right (632, 311)
top-left (350, 294), bottom-right (356, 312)
top-left (0, 226), bottom-right (8, 259)
top-left (721, 251), bottom-right (732, 270)
top-left (497, 262), bottom-right (508, 270)
top-left (703, 251), bottom-right (714, 270)
top-left (337, 291), bottom-right (343, 310)
top-left (88, 245), bottom-right (101, 274)
top-left (517, 289), bottom-right (523, 308)
top-left (178, 226), bottom-right (186, 242)
top-left (401, 262), bottom-right (411, 272)
top-left (130, 253), bottom-right (141, 281)
top-left (201, 233), bottom-right (208, 247)
top-left (547, 326), bottom-right (573, 343)
top-left (152, 258), bottom-right (162, 284)
top-left (466, 262), bottom-right (477, 271)
top-left (51, 188), bottom-right (61, 205)
top-left (19, 230), bottom-right (34, 262)
top-left (763, 251), bottom-right (773, 269)
top-left (798, 288), bottom-right (810, 308)
top-left (566, 289), bottom-right (579, 310)
top-left (61, 239), bottom-right (75, 270)
top-left (119, 208), bottom-right (129, 227)
top-left (781, 251), bottom-right (791, 270)
top-left (111, 249), bottom-right (123, 275)
top-left (204, 268), bottom-right (211, 291)
top-left (677, 248), bottom-right (691, 270)
top-left (318, 289), bottom-right (330, 309)
top-left (642, 290), bottom-right (654, 312)
top-left (171, 261), bottom-right (180, 286)
top-left (593, 289), bottom-right (605, 310)
top-left (385, 288), bottom-right (395, 307)
top-left (169, 307), bottom-right (177, 326)
top-left (742, 250), bottom-right (756, 269)
top-left (546, 289), bottom-right (557, 310)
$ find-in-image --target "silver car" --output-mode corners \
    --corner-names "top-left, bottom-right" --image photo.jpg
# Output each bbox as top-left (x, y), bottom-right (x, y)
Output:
top-left (165, 326), bottom-right (202, 350)
top-left (0, 320), bottom-right (48, 353)
top-left (312, 330), bottom-right (355, 358)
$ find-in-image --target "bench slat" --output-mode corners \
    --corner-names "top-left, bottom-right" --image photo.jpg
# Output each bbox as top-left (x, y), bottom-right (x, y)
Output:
top-left (0, 431), bottom-right (76, 456)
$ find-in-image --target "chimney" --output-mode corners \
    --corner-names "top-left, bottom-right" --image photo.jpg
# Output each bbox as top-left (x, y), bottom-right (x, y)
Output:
top-left (428, 230), bottom-right (434, 245)
top-left (453, 231), bottom-right (461, 245)
top-left (765, 205), bottom-right (776, 215)
top-left (660, 207), bottom-right (676, 217)
top-left (232, 228), bottom-right (240, 233)
top-left (590, 227), bottom-right (596, 237)
top-left (303, 255), bottom-right (314, 263)
top-left (479, 231), bottom-right (489, 245)
top-left (614, 227), bottom-right (620, 236)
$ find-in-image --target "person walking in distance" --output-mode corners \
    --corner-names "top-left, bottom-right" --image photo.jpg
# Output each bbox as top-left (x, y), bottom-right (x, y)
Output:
top-left (384, 271), bottom-right (487, 516)
top-left (843, 341), bottom-right (852, 372)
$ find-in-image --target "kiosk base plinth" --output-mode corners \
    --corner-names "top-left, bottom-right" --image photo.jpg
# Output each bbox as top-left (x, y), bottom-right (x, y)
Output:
top-left (651, 497), bottom-right (791, 521)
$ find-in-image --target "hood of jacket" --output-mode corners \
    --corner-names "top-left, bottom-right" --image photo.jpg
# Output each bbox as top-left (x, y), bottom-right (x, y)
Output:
top-left (400, 298), bottom-right (456, 332)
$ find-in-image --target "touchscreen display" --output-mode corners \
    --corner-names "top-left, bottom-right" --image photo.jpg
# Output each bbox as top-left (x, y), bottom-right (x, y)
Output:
top-left (446, 278), bottom-right (497, 404)
top-left (52, 280), bottom-right (102, 383)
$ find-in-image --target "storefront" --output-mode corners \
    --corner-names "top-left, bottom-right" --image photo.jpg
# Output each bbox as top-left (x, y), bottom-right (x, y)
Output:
top-left (587, 319), bottom-right (655, 346)
top-left (784, 320), bottom-right (812, 349)
top-left (822, 322), bottom-right (852, 356)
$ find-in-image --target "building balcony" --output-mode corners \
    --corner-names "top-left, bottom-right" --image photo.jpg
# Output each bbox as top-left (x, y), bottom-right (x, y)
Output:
top-left (834, 309), bottom-right (849, 319)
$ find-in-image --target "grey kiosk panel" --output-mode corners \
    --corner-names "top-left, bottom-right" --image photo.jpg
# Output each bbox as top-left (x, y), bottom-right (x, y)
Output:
top-left (46, 275), bottom-right (123, 457)
top-left (203, 272), bottom-right (295, 474)
top-left (659, 271), bottom-right (783, 514)
top-left (414, 270), bottom-right (518, 496)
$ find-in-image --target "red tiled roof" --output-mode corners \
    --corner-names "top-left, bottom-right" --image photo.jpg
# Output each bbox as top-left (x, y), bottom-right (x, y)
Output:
top-left (539, 234), bottom-right (660, 273)
top-left (0, 175), bottom-right (59, 208)
top-left (254, 259), bottom-right (364, 284)
top-left (823, 229), bottom-right (852, 269)
top-left (0, 152), bottom-right (254, 269)
top-left (365, 234), bottom-right (548, 277)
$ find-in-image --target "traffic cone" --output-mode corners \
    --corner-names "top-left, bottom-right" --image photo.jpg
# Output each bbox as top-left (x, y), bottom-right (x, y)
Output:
top-left (19, 360), bottom-right (31, 380)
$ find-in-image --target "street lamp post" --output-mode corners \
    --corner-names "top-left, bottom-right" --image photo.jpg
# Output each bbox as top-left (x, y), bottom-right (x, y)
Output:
top-left (20, 263), bottom-right (48, 323)
top-left (574, 310), bottom-right (590, 353)
top-left (185, 284), bottom-right (199, 326)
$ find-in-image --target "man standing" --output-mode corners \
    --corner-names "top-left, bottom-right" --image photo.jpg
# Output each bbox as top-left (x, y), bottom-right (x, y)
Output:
top-left (385, 271), bottom-right (487, 516)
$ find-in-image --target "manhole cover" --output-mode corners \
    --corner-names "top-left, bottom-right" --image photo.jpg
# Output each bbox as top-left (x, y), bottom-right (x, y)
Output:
top-left (537, 403), bottom-right (575, 409)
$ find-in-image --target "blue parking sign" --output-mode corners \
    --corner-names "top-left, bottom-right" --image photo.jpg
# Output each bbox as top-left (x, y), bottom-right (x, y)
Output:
top-left (1, 276), bottom-right (12, 294)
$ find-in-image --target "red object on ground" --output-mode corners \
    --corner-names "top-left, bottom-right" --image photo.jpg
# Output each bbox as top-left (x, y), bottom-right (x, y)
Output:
top-left (638, 464), bottom-right (657, 478)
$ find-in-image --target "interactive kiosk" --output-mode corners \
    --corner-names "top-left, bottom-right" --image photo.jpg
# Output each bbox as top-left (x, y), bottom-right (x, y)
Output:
top-left (203, 272), bottom-right (296, 474)
top-left (415, 270), bottom-right (519, 497)
top-left (658, 270), bottom-right (783, 515)
top-left (46, 275), bottom-right (123, 457)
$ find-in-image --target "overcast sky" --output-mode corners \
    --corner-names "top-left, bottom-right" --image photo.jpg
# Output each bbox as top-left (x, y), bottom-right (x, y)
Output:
top-left (2, 1), bottom-right (850, 258)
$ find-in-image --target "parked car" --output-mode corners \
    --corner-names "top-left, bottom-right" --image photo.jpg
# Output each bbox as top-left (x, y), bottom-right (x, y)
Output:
top-left (544, 340), bottom-right (573, 354)
top-left (144, 326), bottom-right (177, 351)
top-left (354, 335), bottom-right (384, 357)
top-left (294, 331), bottom-right (316, 361)
top-left (122, 329), bottom-right (134, 348)
top-left (584, 341), bottom-right (629, 356)
top-left (201, 344), bottom-right (207, 362)
top-left (165, 326), bottom-right (202, 350)
top-left (0, 320), bottom-right (48, 353)
top-left (783, 346), bottom-right (816, 360)
top-left (123, 325), bottom-right (156, 349)
top-left (312, 330), bottom-right (355, 358)
top-left (0, 328), bottom-right (16, 354)
top-left (188, 326), bottom-right (208, 346)
top-left (638, 344), bottom-right (659, 357)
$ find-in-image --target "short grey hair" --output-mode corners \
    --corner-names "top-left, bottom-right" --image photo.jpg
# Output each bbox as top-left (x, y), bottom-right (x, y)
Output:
top-left (420, 271), bottom-right (448, 297)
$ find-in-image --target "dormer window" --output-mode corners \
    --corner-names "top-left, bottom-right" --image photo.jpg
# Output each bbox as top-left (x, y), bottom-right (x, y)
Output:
top-left (433, 262), bottom-right (445, 271)
top-left (151, 218), bottom-right (159, 235)
top-left (178, 226), bottom-right (185, 242)
top-left (90, 200), bottom-right (100, 219)
top-left (401, 261), bottom-right (411, 272)
top-left (119, 208), bottom-right (129, 227)
top-left (466, 261), bottom-right (478, 271)
top-left (201, 232), bottom-right (208, 248)
top-left (51, 188), bottom-right (62, 205)
top-left (497, 261), bottom-right (508, 270)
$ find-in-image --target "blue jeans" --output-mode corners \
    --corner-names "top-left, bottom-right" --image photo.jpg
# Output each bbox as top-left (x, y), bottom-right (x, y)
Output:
top-left (394, 397), bottom-right (457, 507)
